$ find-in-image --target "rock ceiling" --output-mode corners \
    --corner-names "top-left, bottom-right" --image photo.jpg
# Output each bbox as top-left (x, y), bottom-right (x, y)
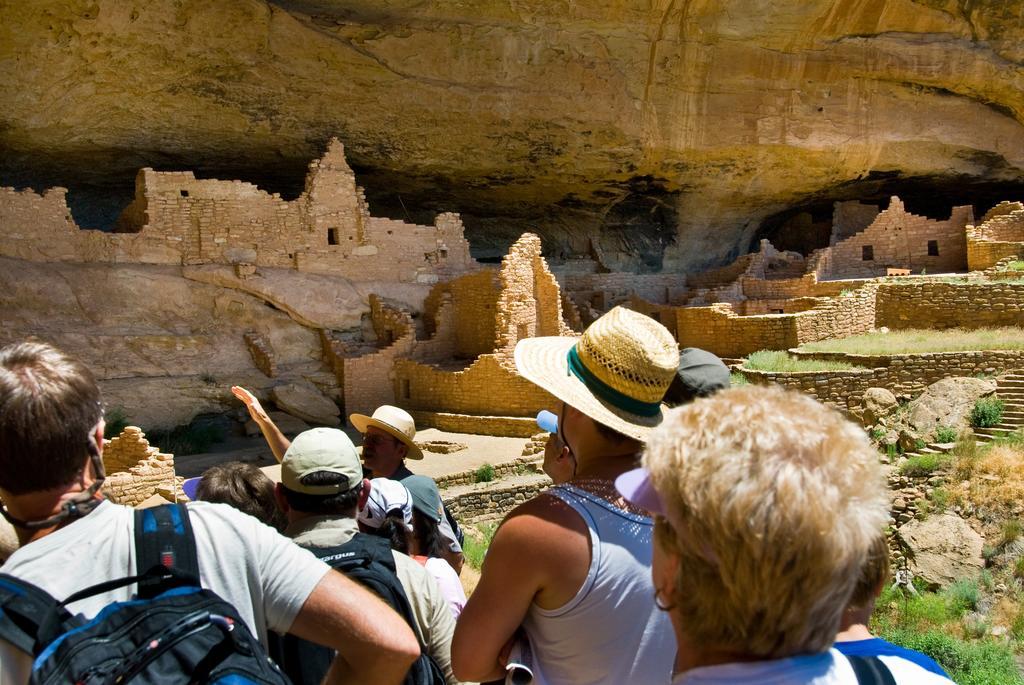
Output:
top-left (1, 0), bottom-right (1023, 271)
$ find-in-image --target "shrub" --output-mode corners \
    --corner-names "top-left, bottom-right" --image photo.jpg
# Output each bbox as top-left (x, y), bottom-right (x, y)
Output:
top-left (971, 397), bottom-right (1005, 428)
top-left (1006, 260), bottom-right (1024, 272)
top-left (870, 426), bottom-right (887, 442)
top-left (900, 452), bottom-right (949, 477)
top-left (146, 421), bottom-right (225, 456)
top-left (944, 579), bottom-right (980, 615)
top-left (929, 487), bottom-right (950, 512)
top-left (473, 463), bottom-right (496, 483)
top-left (1015, 557), bottom-right (1024, 581)
top-left (104, 407), bottom-right (130, 437)
top-left (1000, 519), bottom-right (1022, 547)
top-left (935, 425), bottom-right (959, 443)
top-left (1012, 607), bottom-right (1024, 641)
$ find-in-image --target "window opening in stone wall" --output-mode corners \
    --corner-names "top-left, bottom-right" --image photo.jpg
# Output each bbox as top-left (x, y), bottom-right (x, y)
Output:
top-left (180, 190), bottom-right (189, 198)
top-left (862, 245), bottom-right (874, 261)
top-left (927, 240), bottom-right (939, 256)
top-left (402, 379), bottom-right (410, 399)
top-left (773, 309), bottom-right (784, 314)
top-left (517, 323), bottom-right (528, 339)
top-left (383, 330), bottom-right (394, 345)
top-left (439, 248), bottom-right (448, 259)
top-left (328, 227), bottom-right (339, 245)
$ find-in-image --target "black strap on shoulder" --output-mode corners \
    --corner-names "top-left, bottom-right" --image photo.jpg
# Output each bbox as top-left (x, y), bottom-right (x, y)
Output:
top-left (848, 655), bottom-right (897, 685)
top-left (134, 503), bottom-right (200, 598)
top-left (313, 533), bottom-right (398, 574)
top-left (0, 574), bottom-right (65, 655)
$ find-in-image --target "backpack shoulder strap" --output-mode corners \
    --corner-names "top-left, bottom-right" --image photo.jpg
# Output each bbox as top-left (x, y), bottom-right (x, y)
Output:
top-left (134, 503), bottom-right (200, 598)
top-left (0, 574), bottom-right (65, 655)
top-left (315, 533), bottom-right (398, 574)
top-left (847, 655), bottom-right (897, 685)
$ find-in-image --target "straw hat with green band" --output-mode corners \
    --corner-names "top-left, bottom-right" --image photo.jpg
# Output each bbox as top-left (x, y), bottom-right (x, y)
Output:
top-left (514, 306), bottom-right (679, 442)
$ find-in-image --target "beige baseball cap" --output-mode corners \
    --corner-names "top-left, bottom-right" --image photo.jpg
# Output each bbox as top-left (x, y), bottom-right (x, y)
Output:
top-left (281, 428), bottom-right (362, 495)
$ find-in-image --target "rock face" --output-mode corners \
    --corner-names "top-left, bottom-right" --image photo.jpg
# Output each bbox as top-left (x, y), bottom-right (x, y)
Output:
top-left (908, 376), bottom-right (998, 437)
top-left (271, 381), bottom-right (341, 426)
top-left (898, 513), bottom-right (985, 588)
top-left (2, 1), bottom-right (1022, 270)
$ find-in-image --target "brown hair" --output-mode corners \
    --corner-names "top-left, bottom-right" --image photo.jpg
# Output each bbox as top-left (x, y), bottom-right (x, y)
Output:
top-left (0, 342), bottom-right (102, 494)
top-left (848, 534), bottom-right (890, 610)
top-left (195, 462), bottom-right (286, 531)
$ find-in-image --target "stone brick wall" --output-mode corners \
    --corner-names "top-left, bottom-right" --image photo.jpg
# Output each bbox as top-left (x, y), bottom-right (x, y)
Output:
top-left (410, 411), bottom-right (540, 437)
top-left (244, 332), bottom-right (277, 378)
top-left (875, 281), bottom-right (1024, 330)
top-left (395, 354), bottom-right (555, 416)
top-left (832, 200), bottom-right (881, 241)
top-left (435, 457), bottom-right (542, 488)
top-left (560, 272), bottom-right (688, 308)
top-left (746, 349), bottom-right (1024, 409)
top-left (0, 139), bottom-right (477, 285)
top-left (676, 304), bottom-right (800, 357)
top-left (422, 270), bottom-right (500, 358)
top-left (102, 427), bottom-right (182, 506)
top-left (445, 481), bottom-right (552, 523)
top-left (671, 286), bottom-right (876, 358)
top-left (824, 197), bottom-right (972, 279)
top-left (966, 201), bottom-right (1024, 271)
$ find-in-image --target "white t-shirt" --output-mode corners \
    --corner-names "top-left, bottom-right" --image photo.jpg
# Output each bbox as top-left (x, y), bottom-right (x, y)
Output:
top-left (0, 500), bottom-right (330, 684)
top-left (672, 648), bottom-right (955, 684)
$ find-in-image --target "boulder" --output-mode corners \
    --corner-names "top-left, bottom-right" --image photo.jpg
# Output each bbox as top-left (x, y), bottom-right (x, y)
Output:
top-left (908, 377), bottom-right (998, 439)
top-left (862, 387), bottom-right (899, 426)
top-left (897, 513), bottom-right (985, 589)
top-left (271, 382), bottom-right (341, 426)
top-left (245, 411), bottom-right (311, 438)
top-left (898, 428), bottom-right (923, 453)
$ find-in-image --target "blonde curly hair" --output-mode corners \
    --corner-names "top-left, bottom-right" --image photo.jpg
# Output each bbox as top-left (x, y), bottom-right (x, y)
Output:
top-left (645, 384), bottom-right (889, 658)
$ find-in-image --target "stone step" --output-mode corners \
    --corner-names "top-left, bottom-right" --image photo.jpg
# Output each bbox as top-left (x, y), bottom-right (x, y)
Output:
top-left (973, 427), bottom-right (1018, 438)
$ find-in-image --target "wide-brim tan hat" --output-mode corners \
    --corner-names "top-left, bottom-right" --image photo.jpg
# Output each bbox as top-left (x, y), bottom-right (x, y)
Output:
top-left (514, 306), bottom-right (679, 442)
top-left (349, 405), bottom-right (424, 460)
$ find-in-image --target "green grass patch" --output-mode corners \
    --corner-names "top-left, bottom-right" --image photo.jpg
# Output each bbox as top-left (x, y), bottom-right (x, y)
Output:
top-left (463, 522), bottom-right (498, 570)
top-left (743, 350), bottom-right (857, 372)
top-left (729, 371), bottom-right (749, 386)
top-left (986, 428), bottom-right (1024, 450)
top-left (880, 628), bottom-right (1024, 685)
top-left (900, 452), bottom-right (951, 477)
top-left (971, 397), bottom-right (1005, 428)
top-left (473, 463), bottom-right (496, 483)
top-left (873, 580), bottom-right (1024, 685)
top-left (1004, 260), bottom-right (1024, 272)
top-left (797, 327), bottom-right (1024, 355)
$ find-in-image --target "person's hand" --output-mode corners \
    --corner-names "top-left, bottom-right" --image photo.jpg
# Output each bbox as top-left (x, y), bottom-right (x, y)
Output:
top-left (231, 385), bottom-right (270, 423)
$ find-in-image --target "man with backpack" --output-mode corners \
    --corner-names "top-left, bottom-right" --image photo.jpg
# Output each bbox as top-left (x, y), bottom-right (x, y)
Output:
top-left (0, 341), bottom-right (420, 684)
top-left (272, 427), bottom-right (457, 685)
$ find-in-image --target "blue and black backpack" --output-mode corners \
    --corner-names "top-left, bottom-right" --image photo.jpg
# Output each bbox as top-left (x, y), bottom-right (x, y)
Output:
top-left (0, 503), bottom-right (290, 685)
